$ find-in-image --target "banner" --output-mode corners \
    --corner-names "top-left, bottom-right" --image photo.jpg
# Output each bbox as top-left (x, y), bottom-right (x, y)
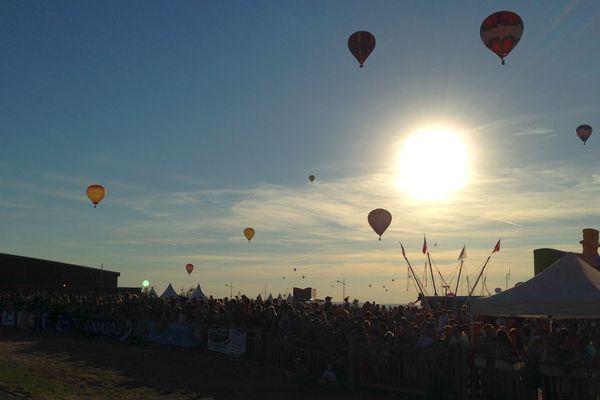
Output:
top-left (138, 320), bottom-right (202, 348)
top-left (1, 310), bottom-right (16, 327)
top-left (84, 318), bottom-right (127, 339)
top-left (207, 327), bottom-right (247, 356)
top-left (41, 313), bottom-right (72, 333)
top-left (16, 311), bottom-right (39, 329)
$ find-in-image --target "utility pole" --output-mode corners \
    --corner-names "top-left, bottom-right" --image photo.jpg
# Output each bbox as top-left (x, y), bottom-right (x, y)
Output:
top-left (225, 281), bottom-right (233, 298)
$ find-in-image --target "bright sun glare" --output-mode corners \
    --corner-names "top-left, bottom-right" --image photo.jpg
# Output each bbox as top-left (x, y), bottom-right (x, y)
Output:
top-left (396, 127), bottom-right (469, 201)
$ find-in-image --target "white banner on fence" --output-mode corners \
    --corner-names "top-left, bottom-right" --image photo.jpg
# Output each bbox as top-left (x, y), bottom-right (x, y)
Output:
top-left (207, 327), bottom-right (247, 356)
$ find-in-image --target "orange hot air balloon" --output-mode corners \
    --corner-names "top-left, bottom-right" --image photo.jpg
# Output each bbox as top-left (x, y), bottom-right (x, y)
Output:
top-left (348, 31), bottom-right (376, 67)
top-left (244, 227), bottom-right (255, 242)
top-left (368, 208), bottom-right (392, 240)
top-left (185, 263), bottom-right (194, 275)
top-left (86, 184), bottom-right (106, 208)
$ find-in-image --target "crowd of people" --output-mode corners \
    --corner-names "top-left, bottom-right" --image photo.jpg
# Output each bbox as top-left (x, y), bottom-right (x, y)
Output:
top-left (1, 290), bottom-right (599, 396)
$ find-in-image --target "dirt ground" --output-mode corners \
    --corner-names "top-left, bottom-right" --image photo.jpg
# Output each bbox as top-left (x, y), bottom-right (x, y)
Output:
top-left (0, 327), bottom-right (397, 400)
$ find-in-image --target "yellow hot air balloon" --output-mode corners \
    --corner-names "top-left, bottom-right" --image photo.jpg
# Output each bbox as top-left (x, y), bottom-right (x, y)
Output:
top-left (244, 227), bottom-right (255, 242)
top-left (86, 184), bottom-right (106, 208)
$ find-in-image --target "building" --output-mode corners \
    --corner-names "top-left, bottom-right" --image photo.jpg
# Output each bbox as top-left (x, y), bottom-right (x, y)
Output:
top-left (0, 253), bottom-right (121, 295)
top-left (533, 228), bottom-right (600, 275)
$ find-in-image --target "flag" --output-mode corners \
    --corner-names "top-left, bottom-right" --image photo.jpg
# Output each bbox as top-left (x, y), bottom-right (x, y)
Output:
top-left (493, 239), bottom-right (501, 253)
top-left (422, 236), bottom-right (428, 254)
top-left (458, 245), bottom-right (466, 261)
top-left (400, 243), bottom-right (406, 257)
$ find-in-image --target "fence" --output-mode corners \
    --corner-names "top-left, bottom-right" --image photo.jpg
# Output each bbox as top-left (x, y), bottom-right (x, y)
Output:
top-left (2, 307), bottom-right (600, 399)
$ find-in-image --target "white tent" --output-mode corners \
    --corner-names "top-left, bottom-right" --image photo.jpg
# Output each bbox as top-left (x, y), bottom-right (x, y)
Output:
top-left (287, 293), bottom-right (293, 302)
top-left (190, 284), bottom-right (207, 300)
top-left (470, 253), bottom-right (600, 318)
top-left (160, 283), bottom-right (178, 299)
top-left (148, 287), bottom-right (158, 297)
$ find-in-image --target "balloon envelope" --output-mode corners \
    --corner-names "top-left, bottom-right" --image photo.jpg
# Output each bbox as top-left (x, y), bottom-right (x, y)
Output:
top-left (86, 184), bottom-right (106, 207)
top-left (348, 31), bottom-right (376, 67)
top-left (480, 11), bottom-right (523, 64)
top-left (185, 263), bottom-right (194, 275)
top-left (368, 208), bottom-right (392, 240)
top-left (577, 124), bottom-right (592, 145)
top-left (244, 227), bottom-right (255, 242)
top-left (309, 175), bottom-right (315, 182)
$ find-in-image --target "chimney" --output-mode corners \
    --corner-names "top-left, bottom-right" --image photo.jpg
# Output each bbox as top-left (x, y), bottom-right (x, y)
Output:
top-left (579, 228), bottom-right (599, 257)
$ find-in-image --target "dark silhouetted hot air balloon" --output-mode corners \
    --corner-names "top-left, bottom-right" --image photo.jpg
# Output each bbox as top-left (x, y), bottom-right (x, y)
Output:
top-left (293, 267), bottom-right (297, 272)
top-left (368, 284), bottom-right (372, 288)
top-left (577, 124), bottom-right (592, 145)
top-left (302, 275), bottom-right (305, 279)
top-left (368, 208), bottom-right (392, 240)
top-left (86, 184), bottom-right (106, 208)
top-left (480, 11), bottom-right (524, 65)
top-left (244, 227), bottom-right (255, 242)
top-left (185, 263), bottom-right (194, 275)
top-left (348, 31), bottom-right (376, 67)
top-left (309, 175), bottom-right (315, 183)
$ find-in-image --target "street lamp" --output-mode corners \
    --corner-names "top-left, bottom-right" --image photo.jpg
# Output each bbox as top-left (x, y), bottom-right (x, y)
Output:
top-left (336, 278), bottom-right (346, 301)
top-left (225, 281), bottom-right (234, 298)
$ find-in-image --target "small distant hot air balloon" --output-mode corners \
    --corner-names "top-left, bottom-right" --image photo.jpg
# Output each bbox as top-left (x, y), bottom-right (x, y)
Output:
top-left (86, 184), bottom-right (106, 208)
top-left (293, 268), bottom-right (297, 272)
top-left (391, 279), bottom-right (395, 282)
top-left (480, 11), bottom-right (524, 65)
top-left (185, 263), bottom-right (194, 275)
top-left (283, 277), bottom-right (286, 280)
top-left (383, 285), bottom-right (386, 289)
top-left (576, 124), bottom-right (592, 145)
top-left (368, 208), bottom-right (392, 240)
top-left (309, 175), bottom-right (315, 183)
top-left (348, 31), bottom-right (376, 67)
top-left (244, 227), bottom-right (255, 242)
top-left (302, 275), bottom-right (305, 279)
top-left (368, 284), bottom-right (372, 288)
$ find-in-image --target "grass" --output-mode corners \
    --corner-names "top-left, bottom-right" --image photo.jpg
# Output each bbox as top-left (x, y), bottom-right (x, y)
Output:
top-left (0, 339), bottom-right (200, 400)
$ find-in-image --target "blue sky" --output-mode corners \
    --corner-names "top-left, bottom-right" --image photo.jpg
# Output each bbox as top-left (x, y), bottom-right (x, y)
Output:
top-left (2, 1), bottom-right (600, 303)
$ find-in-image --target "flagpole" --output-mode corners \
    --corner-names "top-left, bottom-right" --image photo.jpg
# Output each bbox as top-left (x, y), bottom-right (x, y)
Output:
top-left (465, 239), bottom-right (500, 307)
top-left (453, 259), bottom-right (464, 309)
top-left (426, 252), bottom-right (438, 296)
top-left (400, 243), bottom-right (431, 310)
top-left (465, 255), bottom-right (491, 306)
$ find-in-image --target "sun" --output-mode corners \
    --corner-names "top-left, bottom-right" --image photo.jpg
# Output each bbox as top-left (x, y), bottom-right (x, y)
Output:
top-left (396, 127), bottom-right (469, 201)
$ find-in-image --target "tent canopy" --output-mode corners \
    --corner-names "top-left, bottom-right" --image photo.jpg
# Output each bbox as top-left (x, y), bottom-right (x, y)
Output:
top-left (190, 284), bottom-right (207, 300)
top-left (470, 253), bottom-right (600, 318)
top-left (160, 283), bottom-right (178, 299)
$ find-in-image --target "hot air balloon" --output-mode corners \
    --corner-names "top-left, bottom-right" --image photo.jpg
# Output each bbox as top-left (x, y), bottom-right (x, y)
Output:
top-left (86, 184), bottom-right (106, 208)
top-left (244, 227), bottom-right (255, 242)
top-left (309, 175), bottom-right (315, 183)
top-left (368, 208), bottom-right (392, 240)
top-left (368, 284), bottom-right (372, 288)
top-left (302, 275), bottom-right (305, 279)
top-left (348, 31), bottom-right (376, 67)
top-left (577, 124), bottom-right (592, 145)
top-left (293, 268), bottom-right (297, 272)
top-left (391, 279), bottom-right (395, 282)
top-left (185, 263), bottom-right (194, 275)
top-left (480, 11), bottom-right (524, 65)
